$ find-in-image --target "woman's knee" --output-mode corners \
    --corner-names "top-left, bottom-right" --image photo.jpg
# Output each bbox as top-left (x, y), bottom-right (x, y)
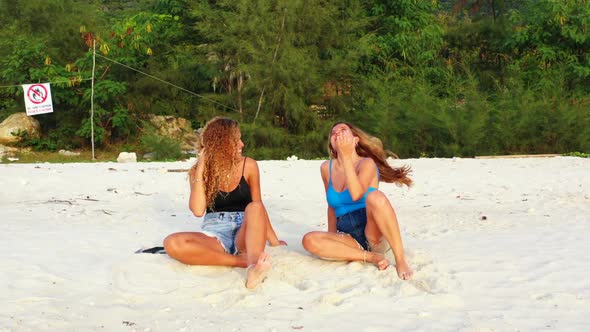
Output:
top-left (245, 201), bottom-right (265, 217)
top-left (302, 232), bottom-right (322, 252)
top-left (244, 201), bottom-right (267, 226)
top-left (163, 233), bottom-right (182, 256)
top-left (367, 190), bottom-right (389, 209)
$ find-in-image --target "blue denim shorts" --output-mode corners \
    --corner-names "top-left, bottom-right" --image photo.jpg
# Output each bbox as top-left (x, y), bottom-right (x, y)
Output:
top-left (201, 212), bottom-right (244, 255)
top-left (336, 208), bottom-right (369, 250)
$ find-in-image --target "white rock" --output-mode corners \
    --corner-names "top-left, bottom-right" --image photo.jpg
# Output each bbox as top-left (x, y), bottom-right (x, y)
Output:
top-left (117, 152), bottom-right (137, 163)
top-left (58, 149), bottom-right (80, 157)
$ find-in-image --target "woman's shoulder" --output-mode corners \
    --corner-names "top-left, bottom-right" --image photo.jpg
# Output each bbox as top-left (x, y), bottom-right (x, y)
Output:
top-left (243, 156), bottom-right (258, 166)
top-left (243, 156), bottom-right (259, 175)
top-left (358, 157), bottom-right (378, 177)
top-left (360, 157), bottom-right (377, 167)
top-left (320, 160), bottom-right (333, 180)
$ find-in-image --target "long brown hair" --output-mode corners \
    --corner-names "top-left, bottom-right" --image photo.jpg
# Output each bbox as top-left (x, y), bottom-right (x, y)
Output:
top-left (328, 122), bottom-right (412, 187)
top-left (189, 117), bottom-right (242, 207)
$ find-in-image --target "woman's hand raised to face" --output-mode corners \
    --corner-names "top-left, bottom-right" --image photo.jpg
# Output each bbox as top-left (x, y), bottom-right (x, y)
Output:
top-left (335, 131), bottom-right (356, 160)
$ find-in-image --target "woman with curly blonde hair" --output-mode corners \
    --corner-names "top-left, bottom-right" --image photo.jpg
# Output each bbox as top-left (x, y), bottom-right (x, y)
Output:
top-left (164, 117), bottom-right (284, 289)
top-left (302, 122), bottom-right (414, 280)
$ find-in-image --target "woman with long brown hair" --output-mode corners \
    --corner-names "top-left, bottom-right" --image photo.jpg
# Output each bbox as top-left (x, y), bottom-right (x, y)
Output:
top-left (302, 122), bottom-right (413, 280)
top-left (164, 117), bottom-right (284, 289)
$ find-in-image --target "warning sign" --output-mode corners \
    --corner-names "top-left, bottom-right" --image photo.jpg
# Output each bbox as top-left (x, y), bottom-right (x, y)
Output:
top-left (22, 83), bottom-right (53, 116)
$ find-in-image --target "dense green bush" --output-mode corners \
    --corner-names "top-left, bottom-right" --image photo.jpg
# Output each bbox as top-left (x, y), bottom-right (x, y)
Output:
top-left (139, 132), bottom-right (183, 161)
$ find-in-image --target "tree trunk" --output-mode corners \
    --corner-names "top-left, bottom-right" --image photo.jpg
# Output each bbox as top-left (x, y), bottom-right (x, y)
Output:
top-left (254, 8), bottom-right (287, 123)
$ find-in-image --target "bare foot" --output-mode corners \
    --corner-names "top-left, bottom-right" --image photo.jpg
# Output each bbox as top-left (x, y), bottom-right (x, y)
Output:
top-left (395, 259), bottom-right (413, 280)
top-left (366, 251), bottom-right (390, 270)
top-left (269, 240), bottom-right (288, 247)
top-left (245, 252), bottom-right (271, 289)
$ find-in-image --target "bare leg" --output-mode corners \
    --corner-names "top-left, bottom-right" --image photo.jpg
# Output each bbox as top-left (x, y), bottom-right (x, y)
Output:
top-left (302, 231), bottom-right (389, 270)
top-left (163, 232), bottom-right (248, 267)
top-left (365, 191), bottom-right (413, 280)
top-left (234, 202), bottom-right (270, 289)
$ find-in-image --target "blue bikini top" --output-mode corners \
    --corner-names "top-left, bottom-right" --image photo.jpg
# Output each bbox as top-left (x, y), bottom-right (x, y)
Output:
top-left (326, 158), bottom-right (379, 218)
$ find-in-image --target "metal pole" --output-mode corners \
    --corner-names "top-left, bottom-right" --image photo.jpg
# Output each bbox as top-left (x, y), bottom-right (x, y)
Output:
top-left (90, 40), bottom-right (96, 160)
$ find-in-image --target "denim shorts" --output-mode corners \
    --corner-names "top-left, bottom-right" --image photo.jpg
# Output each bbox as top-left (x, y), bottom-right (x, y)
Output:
top-left (201, 212), bottom-right (244, 255)
top-left (336, 208), bottom-right (369, 250)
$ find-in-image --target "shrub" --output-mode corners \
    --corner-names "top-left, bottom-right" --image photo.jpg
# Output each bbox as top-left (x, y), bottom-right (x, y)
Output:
top-left (139, 132), bottom-right (183, 161)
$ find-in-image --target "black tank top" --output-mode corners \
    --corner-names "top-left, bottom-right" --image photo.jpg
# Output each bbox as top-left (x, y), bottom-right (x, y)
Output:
top-left (207, 159), bottom-right (252, 213)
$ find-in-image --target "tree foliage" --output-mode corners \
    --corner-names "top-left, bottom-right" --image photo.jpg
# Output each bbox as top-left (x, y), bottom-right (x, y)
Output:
top-left (0, 0), bottom-right (588, 158)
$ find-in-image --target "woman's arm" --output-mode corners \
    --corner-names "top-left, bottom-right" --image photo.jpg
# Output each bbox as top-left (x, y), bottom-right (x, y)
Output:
top-left (345, 159), bottom-right (378, 200)
top-left (335, 134), bottom-right (378, 201)
top-left (266, 219), bottom-right (285, 246)
top-left (246, 157), bottom-right (262, 202)
top-left (188, 153), bottom-right (207, 217)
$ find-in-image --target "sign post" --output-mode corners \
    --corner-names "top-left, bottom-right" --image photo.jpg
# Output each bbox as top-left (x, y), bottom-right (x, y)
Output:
top-left (90, 40), bottom-right (96, 160)
top-left (22, 83), bottom-right (53, 116)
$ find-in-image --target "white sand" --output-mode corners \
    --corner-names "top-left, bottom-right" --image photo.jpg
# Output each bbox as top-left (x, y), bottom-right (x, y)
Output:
top-left (1, 157), bottom-right (589, 331)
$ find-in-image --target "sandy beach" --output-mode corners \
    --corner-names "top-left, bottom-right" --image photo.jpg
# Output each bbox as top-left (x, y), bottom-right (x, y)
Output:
top-left (1, 157), bottom-right (589, 331)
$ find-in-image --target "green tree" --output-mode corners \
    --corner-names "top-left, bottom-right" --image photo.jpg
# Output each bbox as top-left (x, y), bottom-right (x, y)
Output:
top-left (360, 0), bottom-right (445, 78)
top-left (191, 0), bottom-right (366, 132)
top-left (506, 0), bottom-right (590, 95)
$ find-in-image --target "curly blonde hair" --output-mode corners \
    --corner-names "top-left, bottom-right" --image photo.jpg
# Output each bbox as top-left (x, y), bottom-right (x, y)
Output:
top-left (328, 122), bottom-right (412, 187)
top-left (189, 117), bottom-right (242, 208)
